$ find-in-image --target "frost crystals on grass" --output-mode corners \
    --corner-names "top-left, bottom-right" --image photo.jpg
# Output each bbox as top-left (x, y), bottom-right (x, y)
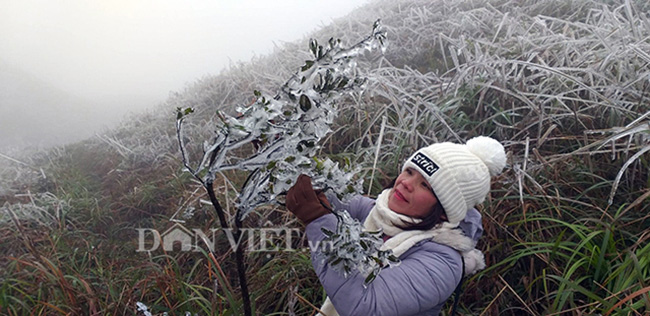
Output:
top-left (136, 302), bottom-right (153, 316)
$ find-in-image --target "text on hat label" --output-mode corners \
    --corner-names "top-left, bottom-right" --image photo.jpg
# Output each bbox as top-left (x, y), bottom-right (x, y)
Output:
top-left (411, 152), bottom-right (439, 176)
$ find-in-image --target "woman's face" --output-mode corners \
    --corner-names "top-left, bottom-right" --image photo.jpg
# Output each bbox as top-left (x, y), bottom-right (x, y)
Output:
top-left (388, 167), bottom-right (438, 218)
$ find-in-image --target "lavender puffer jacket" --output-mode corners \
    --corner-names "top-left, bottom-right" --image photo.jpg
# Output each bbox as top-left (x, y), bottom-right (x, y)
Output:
top-left (305, 194), bottom-right (484, 316)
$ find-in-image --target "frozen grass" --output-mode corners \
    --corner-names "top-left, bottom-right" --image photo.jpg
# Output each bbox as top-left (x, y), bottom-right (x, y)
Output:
top-left (1, 0), bottom-right (649, 314)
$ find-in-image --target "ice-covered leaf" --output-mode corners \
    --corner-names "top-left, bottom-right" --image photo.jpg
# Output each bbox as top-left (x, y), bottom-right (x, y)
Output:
top-left (317, 210), bottom-right (400, 286)
top-left (299, 94), bottom-right (312, 112)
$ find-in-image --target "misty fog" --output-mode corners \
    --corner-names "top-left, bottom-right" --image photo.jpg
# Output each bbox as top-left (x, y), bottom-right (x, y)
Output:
top-left (0, 0), bottom-right (369, 149)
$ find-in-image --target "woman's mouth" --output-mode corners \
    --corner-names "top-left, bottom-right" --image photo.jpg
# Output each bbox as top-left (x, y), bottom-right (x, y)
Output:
top-left (393, 189), bottom-right (408, 203)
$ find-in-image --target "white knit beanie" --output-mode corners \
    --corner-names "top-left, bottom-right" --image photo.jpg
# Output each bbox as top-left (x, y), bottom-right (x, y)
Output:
top-left (402, 136), bottom-right (506, 226)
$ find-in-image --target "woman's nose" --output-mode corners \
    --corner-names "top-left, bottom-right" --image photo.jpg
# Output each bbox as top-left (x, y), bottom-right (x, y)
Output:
top-left (402, 176), bottom-right (414, 191)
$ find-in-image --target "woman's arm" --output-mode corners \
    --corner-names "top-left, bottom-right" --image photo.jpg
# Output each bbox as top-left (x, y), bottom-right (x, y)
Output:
top-left (306, 214), bottom-right (463, 316)
top-left (325, 193), bottom-right (376, 223)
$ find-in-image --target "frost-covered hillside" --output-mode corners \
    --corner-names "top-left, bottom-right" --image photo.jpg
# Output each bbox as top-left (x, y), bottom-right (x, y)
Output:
top-left (1, 0), bottom-right (649, 314)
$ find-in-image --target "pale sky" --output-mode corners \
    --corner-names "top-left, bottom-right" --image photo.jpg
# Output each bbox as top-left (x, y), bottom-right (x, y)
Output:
top-left (0, 0), bottom-right (369, 102)
top-left (0, 0), bottom-right (370, 147)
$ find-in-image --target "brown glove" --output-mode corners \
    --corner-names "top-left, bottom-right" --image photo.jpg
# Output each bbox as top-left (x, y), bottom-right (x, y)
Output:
top-left (286, 174), bottom-right (331, 224)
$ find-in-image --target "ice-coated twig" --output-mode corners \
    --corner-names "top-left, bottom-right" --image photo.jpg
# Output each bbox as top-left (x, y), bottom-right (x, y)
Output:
top-left (174, 20), bottom-right (387, 316)
top-left (177, 20), bottom-right (386, 220)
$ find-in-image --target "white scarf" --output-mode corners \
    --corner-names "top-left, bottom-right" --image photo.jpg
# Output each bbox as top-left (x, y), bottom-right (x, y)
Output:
top-left (317, 189), bottom-right (486, 316)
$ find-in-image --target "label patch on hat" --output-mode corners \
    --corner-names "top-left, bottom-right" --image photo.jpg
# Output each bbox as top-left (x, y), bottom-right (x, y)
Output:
top-left (411, 153), bottom-right (439, 176)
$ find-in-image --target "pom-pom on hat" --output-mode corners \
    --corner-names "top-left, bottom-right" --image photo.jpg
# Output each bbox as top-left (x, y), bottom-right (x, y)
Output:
top-left (402, 136), bottom-right (506, 225)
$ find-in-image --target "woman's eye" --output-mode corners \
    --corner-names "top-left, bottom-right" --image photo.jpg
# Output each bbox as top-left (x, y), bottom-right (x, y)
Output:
top-left (406, 168), bottom-right (412, 175)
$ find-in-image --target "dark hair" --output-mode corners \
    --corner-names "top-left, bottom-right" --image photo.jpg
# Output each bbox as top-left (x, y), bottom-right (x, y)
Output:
top-left (384, 177), bottom-right (447, 231)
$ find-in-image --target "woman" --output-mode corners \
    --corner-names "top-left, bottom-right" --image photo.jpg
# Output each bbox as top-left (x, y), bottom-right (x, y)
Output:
top-left (286, 136), bottom-right (506, 316)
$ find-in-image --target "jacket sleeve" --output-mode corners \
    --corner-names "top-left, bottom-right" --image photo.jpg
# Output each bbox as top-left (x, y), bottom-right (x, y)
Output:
top-left (459, 208), bottom-right (483, 246)
top-left (324, 193), bottom-right (376, 223)
top-left (306, 214), bottom-right (463, 316)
